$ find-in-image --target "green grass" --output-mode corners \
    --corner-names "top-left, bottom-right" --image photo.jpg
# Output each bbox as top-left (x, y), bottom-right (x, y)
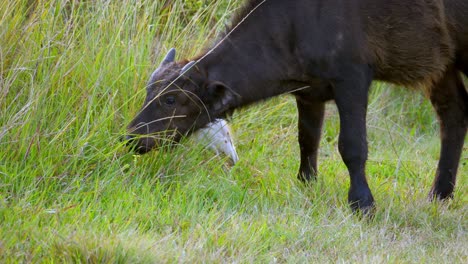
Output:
top-left (1, 0), bottom-right (467, 263)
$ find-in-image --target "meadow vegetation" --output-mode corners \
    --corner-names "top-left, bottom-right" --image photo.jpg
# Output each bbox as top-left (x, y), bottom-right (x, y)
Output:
top-left (0, 0), bottom-right (466, 262)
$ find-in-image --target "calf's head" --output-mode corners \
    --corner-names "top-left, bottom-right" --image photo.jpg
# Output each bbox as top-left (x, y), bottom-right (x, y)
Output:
top-left (126, 49), bottom-right (237, 154)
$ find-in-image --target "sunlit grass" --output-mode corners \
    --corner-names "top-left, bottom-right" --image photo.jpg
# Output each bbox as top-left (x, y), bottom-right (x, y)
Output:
top-left (1, 0), bottom-right (467, 262)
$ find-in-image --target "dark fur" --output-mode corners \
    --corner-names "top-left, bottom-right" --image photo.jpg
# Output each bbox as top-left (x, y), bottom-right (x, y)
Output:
top-left (127, 0), bottom-right (467, 213)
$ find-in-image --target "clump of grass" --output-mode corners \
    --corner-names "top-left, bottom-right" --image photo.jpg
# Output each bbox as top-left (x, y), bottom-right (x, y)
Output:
top-left (1, 0), bottom-right (467, 262)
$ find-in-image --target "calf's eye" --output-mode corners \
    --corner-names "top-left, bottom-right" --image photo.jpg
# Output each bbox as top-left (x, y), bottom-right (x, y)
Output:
top-left (165, 96), bottom-right (176, 105)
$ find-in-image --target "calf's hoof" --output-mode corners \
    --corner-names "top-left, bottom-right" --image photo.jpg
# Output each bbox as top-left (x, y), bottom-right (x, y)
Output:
top-left (297, 171), bottom-right (317, 183)
top-left (428, 178), bottom-right (455, 201)
top-left (348, 189), bottom-right (375, 217)
top-left (428, 187), bottom-right (454, 201)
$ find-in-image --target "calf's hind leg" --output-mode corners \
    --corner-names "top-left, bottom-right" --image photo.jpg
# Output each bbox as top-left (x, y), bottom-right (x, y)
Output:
top-left (429, 67), bottom-right (468, 200)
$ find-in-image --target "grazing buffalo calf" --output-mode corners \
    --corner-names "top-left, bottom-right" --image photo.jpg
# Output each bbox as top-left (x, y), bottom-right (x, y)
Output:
top-left (127, 0), bottom-right (468, 213)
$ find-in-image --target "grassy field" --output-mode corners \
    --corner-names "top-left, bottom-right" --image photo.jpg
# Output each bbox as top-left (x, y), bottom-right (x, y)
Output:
top-left (1, 0), bottom-right (467, 263)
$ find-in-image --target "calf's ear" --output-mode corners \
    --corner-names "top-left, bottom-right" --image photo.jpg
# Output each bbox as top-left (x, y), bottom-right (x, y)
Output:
top-left (150, 48), bottom-right (176, 80)
top-left (161, 48), bottom-right (176, 65)
top-left (206, 82), bottom-right (238, 115)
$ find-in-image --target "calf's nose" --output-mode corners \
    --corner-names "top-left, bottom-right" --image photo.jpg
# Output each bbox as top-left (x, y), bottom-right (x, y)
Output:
top-left (122, 135), bottom-right (150, 154)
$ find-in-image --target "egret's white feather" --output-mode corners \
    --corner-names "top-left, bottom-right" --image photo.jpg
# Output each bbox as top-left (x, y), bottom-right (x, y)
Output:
top-left (193, 119), bottom-right (239, 164)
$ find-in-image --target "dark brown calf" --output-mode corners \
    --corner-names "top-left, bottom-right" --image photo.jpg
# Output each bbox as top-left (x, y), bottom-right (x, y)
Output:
top-left (127, 0), bottom-right (467, 213)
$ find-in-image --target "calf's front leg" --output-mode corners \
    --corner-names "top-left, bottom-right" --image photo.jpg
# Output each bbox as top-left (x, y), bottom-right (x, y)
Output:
top-left (333, 65), bottom-right (375, 213)
top-left (296, 98), bottom-right (325, 182)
